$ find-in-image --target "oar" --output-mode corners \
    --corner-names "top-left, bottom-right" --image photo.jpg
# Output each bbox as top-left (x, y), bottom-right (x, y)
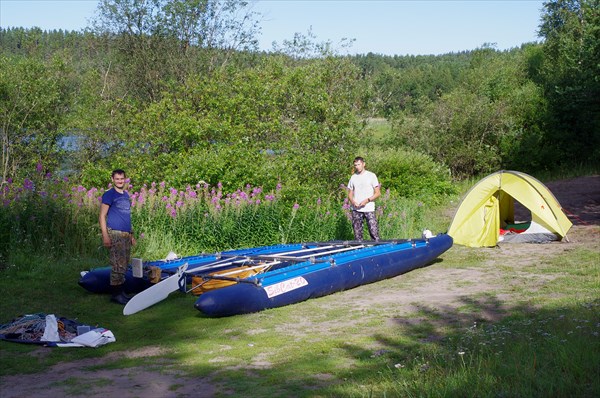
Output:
top-left (122, 254), bottom-right (253, 316)
top-left (123, 263), bottom-right (189, 315)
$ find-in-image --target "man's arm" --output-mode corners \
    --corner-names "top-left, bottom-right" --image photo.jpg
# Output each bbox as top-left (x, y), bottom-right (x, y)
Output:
top-left (370, 185), bottom-right (381, 202)
top-left (99, 203), bottom-right (111, 247)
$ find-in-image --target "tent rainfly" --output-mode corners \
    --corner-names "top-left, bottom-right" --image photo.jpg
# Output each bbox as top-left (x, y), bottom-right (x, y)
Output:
top-left (448, 170), bottom-right (572, 247)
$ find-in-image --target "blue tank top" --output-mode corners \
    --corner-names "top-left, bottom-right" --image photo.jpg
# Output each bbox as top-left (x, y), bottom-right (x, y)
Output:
top-left (102, 188), bottom-right (132, 232)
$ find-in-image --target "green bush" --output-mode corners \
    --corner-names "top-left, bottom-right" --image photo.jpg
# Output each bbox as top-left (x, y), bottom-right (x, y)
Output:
top-left (363, 148), bottom-right (456, 202)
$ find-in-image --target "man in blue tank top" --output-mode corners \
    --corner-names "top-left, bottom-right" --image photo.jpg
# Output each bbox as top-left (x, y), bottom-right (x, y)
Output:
top-left (99, 169), bottom-right (136, 304)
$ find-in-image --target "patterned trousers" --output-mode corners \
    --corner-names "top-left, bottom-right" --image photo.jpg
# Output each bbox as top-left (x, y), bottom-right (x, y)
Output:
top-left (351, 211), bottom-right (379, 241)
top-left (108, 229), bottom-right (132, 286)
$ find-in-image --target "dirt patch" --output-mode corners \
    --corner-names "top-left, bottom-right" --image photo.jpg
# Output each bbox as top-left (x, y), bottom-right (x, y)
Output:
top-left (0, 347), bottom-right (215, 398)
top-left (543, 175), bottom-right (600, 225)
top-left (1, 176), bottom-right (598, 398)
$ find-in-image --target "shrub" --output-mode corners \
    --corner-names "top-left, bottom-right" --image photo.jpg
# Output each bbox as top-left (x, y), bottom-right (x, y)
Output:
top-left (362, 148), bottom-right (456, 202)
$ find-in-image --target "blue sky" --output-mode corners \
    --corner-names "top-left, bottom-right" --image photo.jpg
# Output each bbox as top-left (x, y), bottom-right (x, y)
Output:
top-left (1, 0), bottom-right (546, 56)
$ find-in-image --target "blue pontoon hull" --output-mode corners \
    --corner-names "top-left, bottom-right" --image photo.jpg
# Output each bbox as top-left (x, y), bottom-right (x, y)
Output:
top-left (194, 234), bottom-right (453, 317)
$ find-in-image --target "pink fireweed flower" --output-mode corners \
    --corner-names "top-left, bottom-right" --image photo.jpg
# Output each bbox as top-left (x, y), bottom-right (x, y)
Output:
top-left (255, 199), bottom-right (261, 205)
top-left (176, 200), bottom-right (184, 208)
top-left (276, 183), bottom-right (282, 191)
top-left (162, 196), bottom-right (169, 202)
top-left (23, 179), bottom-right (34, 191)
top-left (170, 209), bottom-right (176, 218)
top-left (317, 198), bottom-right (321, 205)
top-left (293, 203), bottom-right (299, 210)
top-left (160, 181), bottom-right (166, 189)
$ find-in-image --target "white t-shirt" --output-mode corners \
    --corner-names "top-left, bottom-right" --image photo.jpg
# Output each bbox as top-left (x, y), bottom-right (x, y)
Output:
top-left (348, 170), bottom-right (379, 212)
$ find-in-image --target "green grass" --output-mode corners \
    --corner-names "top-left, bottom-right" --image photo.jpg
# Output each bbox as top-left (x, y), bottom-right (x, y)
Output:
top-left (1, 182), bottom-right (599, 397)
top-left (1, 245), bottom-right (598, 397)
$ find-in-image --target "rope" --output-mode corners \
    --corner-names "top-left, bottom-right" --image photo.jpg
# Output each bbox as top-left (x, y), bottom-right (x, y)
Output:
top-left (562, 207), bottom-right (590, 225)
top-left (0, 314), bottom-right (78, 343)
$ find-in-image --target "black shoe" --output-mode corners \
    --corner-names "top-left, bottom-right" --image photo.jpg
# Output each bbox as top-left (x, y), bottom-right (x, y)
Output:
top-left (111, 291), bottom-right (131, 305)
top-left (110, 285), bottom-right (131, 305)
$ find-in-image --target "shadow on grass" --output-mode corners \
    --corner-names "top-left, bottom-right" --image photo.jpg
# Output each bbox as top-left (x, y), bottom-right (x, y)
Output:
top-left (330, 296), bottom-right (599, 398)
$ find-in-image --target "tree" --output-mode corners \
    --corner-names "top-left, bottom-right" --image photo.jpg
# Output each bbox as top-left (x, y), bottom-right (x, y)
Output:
top-left (78, 56), bottom-right (365, 192)
top-left (0, 55), bottom-right (71, 183)
top-left (538, 0), bottom-right (600, 165)
top-left (387, 47), bottom-right (548, 178)
top-left (90, 0), bottom-right (262, 102)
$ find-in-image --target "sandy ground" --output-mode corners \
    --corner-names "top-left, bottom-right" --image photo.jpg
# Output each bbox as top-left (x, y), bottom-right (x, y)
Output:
top-left (1, 175), bottom-right (598, 398)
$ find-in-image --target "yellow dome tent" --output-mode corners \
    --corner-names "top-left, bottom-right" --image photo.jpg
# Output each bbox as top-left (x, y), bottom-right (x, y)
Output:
top-left (448, 170), bottom-right (572, 247)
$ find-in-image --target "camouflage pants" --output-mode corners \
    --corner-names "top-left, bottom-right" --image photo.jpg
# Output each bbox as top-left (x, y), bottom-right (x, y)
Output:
top-left (351, 211), bottom-right (379, 241)
top-left (108, 229), bottom-right (132, 286)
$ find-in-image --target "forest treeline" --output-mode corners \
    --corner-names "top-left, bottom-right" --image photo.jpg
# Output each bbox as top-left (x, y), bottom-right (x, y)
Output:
top-left (1, 0), bottom-right (598, 197)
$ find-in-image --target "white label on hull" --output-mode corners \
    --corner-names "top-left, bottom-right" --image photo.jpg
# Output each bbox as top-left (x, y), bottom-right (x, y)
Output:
top-left (265, 276), bottom-right (308, 298)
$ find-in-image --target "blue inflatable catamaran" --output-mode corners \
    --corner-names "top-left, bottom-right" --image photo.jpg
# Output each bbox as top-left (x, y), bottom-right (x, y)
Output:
top-left (78, 234), bottom-right (453, 316)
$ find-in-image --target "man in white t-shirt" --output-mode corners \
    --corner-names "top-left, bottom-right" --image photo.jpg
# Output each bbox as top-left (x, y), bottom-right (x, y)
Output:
top-left (347, 157), bottom-right (381, 241)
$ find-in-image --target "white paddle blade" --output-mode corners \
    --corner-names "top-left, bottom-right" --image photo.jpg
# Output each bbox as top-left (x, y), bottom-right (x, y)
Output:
top-left (123, 263), bottom-right (189, 316)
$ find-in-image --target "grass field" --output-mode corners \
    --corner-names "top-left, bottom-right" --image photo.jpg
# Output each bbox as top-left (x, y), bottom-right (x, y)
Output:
top-left (0, 178), bottom-right (598, 397)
